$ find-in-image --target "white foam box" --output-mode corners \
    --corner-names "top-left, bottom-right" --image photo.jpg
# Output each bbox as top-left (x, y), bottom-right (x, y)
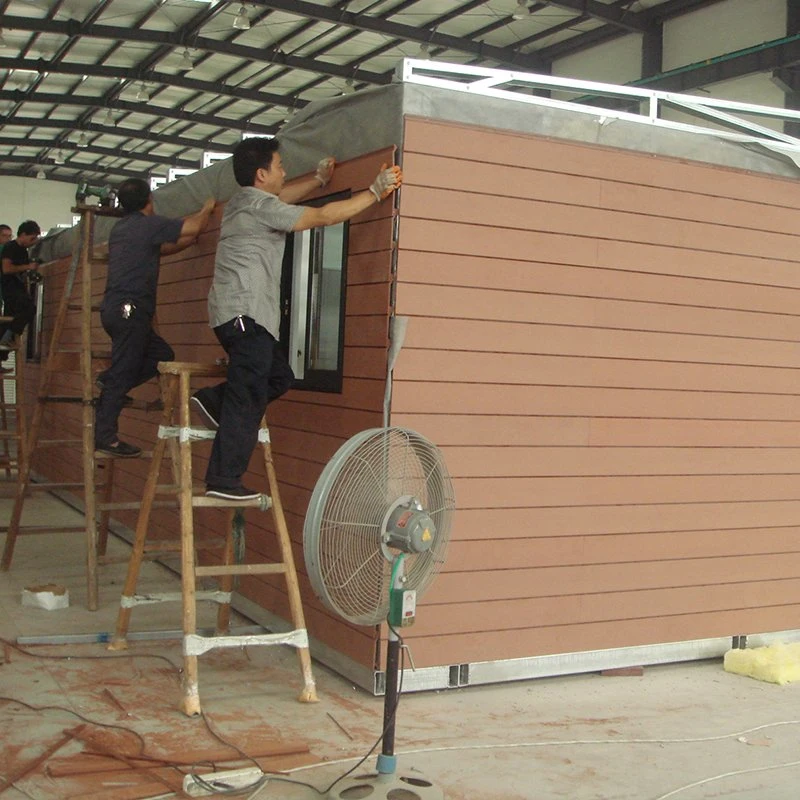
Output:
top-left (21, 583), bottom-right (70, 610)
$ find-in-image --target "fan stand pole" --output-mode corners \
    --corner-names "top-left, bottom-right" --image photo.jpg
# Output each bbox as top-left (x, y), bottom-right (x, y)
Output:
top-left (377, 628), bottom-right (401, 775)
top-left (327, 627), bottom-right (444, 800)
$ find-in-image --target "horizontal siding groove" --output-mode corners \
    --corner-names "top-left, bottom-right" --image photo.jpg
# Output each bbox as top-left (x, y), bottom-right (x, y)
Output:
top-left (400, 220), bottom-right (800, 288)
top-left (403, 171), bottom-right (800, 239)
top-left (403, 118), bottom-right (800, 207)
top-left (397, 252), bottom-right (800, 303)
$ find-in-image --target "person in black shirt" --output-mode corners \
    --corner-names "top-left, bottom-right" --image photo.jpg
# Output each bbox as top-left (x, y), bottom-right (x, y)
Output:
top-left (0, 223), bottom-right (14, 370)
top-left (94, 179), bottom-right (215, 458)
top-left (0, 220), bottom-right (41, 352)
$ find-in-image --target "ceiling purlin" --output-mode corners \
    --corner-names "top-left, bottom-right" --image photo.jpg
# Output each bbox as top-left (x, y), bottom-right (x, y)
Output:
top-left (0, 158), bottom-right (146, 182)
top-left (66, 0), bottom-right (188, 166)
top-left (49, 0), bottom-right (114, 68)
top-left (3, 115), bottom-right (226, 157)
top-left (105, 0), bottom-right (233, 151)
top-left (1, 16), bottom-right (390, 85)
top-left (232, 0), bottom-right (525, 121)
top-left (133, 4), bottom-right (284, 157)
top-left (540, 0), bottom-right (728, 62)
top-left (543, 0), bottom-right (645, 32)
top-left (0, 91), bottom-right (272, 137)
top-left (1, 0), bottom-right (71, 131)
top-left (0, 58), bottom-right (309, 114)
top-left (0, 136), bottom-right (201, 169)
top-left (230, 0), bottom-right (548, 70)
top-left (201, 0), bottom-right (426, 124)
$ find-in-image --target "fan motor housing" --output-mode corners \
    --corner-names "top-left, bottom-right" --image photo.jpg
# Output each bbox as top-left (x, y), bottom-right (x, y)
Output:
top-left (384, 498), bottom-right (436, 554)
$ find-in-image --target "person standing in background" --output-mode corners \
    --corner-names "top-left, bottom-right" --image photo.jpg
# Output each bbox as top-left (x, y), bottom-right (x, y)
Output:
top-left (0, 220), bottom-right (41, 352)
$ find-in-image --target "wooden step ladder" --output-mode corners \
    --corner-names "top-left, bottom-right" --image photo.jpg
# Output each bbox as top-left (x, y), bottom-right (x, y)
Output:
top-left (108, 360), bottom-right (318, 715)
top-left (0, 323), bottom-right (27, 483)
top-left (0, 205), bottom-right (126, 610)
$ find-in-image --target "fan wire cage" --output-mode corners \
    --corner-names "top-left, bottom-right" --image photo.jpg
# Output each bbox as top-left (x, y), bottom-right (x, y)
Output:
top-left (305, 428), bottom-right (455, 626)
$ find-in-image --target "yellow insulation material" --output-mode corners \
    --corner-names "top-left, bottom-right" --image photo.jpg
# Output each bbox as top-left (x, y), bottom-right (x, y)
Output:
top-left (723, 643), bottom-right (800, 685)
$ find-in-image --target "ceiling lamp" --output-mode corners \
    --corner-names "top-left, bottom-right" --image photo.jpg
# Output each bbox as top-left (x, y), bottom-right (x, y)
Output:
top-left (36, 168), bottom-right (46, 180)
top-left (512, 0), bottom-right (531, 19)
top-left (77, 131), bottom-right (89, 148)
top-left (342, 78), bottom-right (356, 95)
top-left (417, 42), bottom-right (431, 58)
top-left (233, 5), bottom-right (251, 30)
top-left (136, 83), bottom-right (150, 102)
top-left (105, 108), bottom-right (115, 124)
top-left (180, 48), bottom-right (195, 71)
top-left (0, 29), bottom-right (6, 47)
top-left (53, 149), bottom-right (65, 164)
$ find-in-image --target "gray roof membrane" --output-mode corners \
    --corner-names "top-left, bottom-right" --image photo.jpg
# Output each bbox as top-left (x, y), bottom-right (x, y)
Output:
top-left (36, 81), bottom-right (800, 262)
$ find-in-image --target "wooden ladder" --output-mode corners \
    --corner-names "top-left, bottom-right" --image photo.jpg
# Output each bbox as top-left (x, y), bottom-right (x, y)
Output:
top-left (108, 360), bottom-right (318, 715)
top-left (0, 205), bottom-right (126, 610)
top-left (0, 323), bottom-right (28, 483)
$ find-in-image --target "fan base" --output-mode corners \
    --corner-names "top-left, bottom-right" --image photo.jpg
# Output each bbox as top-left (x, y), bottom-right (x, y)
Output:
top-left (328, 771), bottom-right (444, 800)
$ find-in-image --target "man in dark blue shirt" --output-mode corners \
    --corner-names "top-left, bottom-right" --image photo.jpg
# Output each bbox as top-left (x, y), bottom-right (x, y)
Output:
top-left (94, 179), bottom-right (215, 457)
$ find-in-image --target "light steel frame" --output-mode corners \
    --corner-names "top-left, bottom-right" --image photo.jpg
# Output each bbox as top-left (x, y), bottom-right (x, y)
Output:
top-left (399, 59), bottom-right (800, 155)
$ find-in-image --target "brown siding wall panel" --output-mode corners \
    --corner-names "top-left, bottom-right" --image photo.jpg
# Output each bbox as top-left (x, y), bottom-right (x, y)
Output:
top-left (392, 117), bottom-right (800, 667)
top-left (25, 149), bottom-right (396, 669)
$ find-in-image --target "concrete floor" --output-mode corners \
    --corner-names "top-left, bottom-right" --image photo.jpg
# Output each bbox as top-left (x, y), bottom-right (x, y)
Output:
top-left (1, 492), bottom-right (800, 799)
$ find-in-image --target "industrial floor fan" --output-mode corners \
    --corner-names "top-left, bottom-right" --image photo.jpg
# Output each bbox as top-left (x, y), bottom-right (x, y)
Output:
top-left (304, 427), bottom-right (456, 800)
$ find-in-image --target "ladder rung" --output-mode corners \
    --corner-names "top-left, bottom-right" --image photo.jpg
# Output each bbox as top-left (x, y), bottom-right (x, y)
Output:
top-left (195, 563), bottom-right (287, 577)
top-left (38, 396), bottom-right (87, 404)
top-left (0, 432), bottom-right (22, 439)
top-left (143, 541), bottom-right (183, 553)
top-left (67, 303), bottom-right (102, 311)
top-left (184, 629), bottom-right (308, 657)
top-left (95, 450), bottom-right (154, 460)
top-left (97, 500), bottom-right (175, 511)
top-left (192, 495), bottom-right (270, 508)
top-left (1, 525), bottom-right (85, 535)
top-left (25, 482), bottom-right (87, 490)
top-left (37, 439), bottom-right (83, 447)
top-left (158, 361), bottom-right (228, 379)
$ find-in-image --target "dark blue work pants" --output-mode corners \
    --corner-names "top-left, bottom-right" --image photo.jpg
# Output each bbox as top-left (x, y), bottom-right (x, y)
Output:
top-left (94, 305), bottom-right (174, 447)
top-left (204, 316), bottom-right (293, 489)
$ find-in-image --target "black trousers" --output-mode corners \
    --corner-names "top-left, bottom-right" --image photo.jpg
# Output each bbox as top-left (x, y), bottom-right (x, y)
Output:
top-left (204, 316), bottom-right (293, 489)
top-left (2, 282), bottom-right (35, 336)
top-left (94, 305), bottom-right (174, 447)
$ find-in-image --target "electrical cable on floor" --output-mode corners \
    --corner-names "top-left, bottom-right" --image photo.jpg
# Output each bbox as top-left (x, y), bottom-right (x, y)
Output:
top-left (241, 623), bottom-right (410, 800)
top-left (0, 695), bottom-right (151, 753)
top-left (6, 635), bottom-right (800, 798)
top-left (0, 635), bottom-right (182, 673)
top-left (650, 759), bottom-right (800, 800)
top-left (241, 717), bottom-right (800, 800)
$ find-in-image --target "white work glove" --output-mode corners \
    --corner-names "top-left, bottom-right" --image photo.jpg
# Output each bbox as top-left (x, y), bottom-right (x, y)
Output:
top-left (315, 157), bottom-right (335, 187)
top-left (368, 163), bottom-right (403, 202)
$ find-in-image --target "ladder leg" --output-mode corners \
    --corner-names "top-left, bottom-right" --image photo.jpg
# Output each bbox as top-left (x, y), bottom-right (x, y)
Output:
top-left (215, 508), bottom-right (237, 636)
top-left (96, 459), bottom-right (115, 557)
top-left (14, 344), bottom-right (28, 485)
top-left (178, 371), bottom-right (202, 716)
top-left (109, 377), bottom-right (178, 649)
top-left (81, 210), bottom-right (99, 611)
top-left (0, 365), bottom-right (9, 479)
top-left (262, 432), bottom-right (318, 703)
top-left (1, 377), bottom-right (44, 571)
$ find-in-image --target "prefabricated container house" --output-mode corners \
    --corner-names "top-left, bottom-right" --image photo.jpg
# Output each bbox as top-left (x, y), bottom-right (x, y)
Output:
top-left (26, 62), bottom-right (800, 693)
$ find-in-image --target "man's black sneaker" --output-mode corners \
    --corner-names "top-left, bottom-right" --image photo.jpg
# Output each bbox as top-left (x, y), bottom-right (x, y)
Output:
top-left (191, 387), bottom-right (220, 429)
top-left (96, 440), bottom-right (142, 458)
top-left (205, 485), bottom-right (260, 501)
